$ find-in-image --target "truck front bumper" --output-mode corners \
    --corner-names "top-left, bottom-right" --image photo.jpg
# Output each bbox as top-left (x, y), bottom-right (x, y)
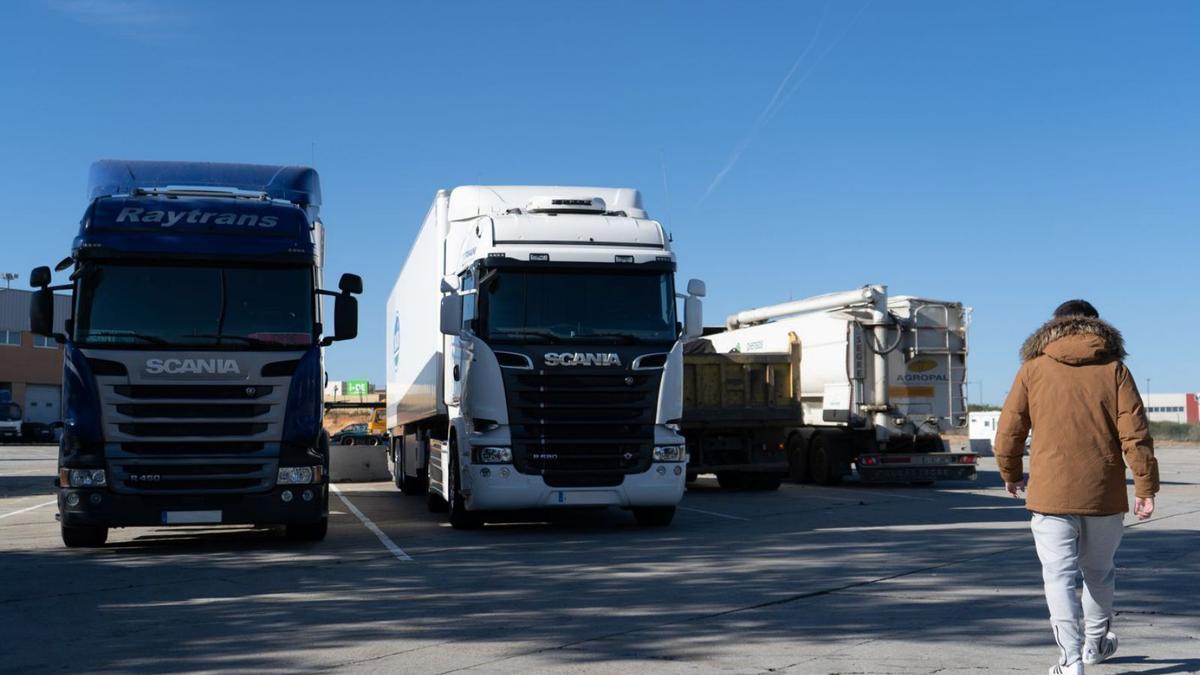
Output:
top-left (463, 464), bottom-right (686, 511)
top-left (57, 485), bottom-right (327, 528)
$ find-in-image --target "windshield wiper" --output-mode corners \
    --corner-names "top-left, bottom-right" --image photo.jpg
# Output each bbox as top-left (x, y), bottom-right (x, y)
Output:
top-left (190, 333), bottom-right (277, 347)
top-left (84, 331), bottom-right (169, 346)
top-left (489, 329), bottom-right (563, 343)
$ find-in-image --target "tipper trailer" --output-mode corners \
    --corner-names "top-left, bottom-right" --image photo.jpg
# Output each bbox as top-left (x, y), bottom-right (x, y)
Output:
top-left (699, 285), bottom-right (977, 485)
top-left (386, 186), bottom-right (706, 528)
top-left (28, 160), bottom-right (361, 547)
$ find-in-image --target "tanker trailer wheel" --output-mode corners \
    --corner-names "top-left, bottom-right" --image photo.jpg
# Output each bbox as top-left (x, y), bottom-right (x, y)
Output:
top-left (446, 438), bottom-right (484, 530)
top-left (786, 435), bottom-right (809, 483)
top-left (808, 435), bottom-right (842, 486)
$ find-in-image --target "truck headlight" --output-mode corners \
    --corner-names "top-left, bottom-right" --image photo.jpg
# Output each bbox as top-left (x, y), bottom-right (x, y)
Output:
top-left (477, 447), bottom-right (512, 464)
top-left (278, 466), bottom-right (322, 485)
top-left (653, 445), bottom-right (686, 462)
top-left (62, 468), bottom-right (106, 488)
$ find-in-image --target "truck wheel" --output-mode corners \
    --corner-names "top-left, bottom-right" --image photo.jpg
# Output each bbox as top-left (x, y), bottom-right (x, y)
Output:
top-left (808, 436), bottom-right (842, 486)
top-left (285, 517), bottom-right (328, 542)
top-left (787, 435), bottom-right (809, 483)
top-left (447, 442), bottom-right (484, 530)
top-left (716, 471), bottom-right (747, 490)
top-left (399, 445), bottom-right (425, 496)
top-left (61, 524), bottom-right (108, 548)
top-left (633, 506), bottom-right (675, 527)
top-left (748, 474), bottom-right (784, 491)
top-left (341, 436), bottom-right (354, 445)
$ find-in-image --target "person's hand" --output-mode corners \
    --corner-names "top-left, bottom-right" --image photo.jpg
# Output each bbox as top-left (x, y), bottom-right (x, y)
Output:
top-left (1134, 496), bottom-right (1155, 520)
top-left (1006, 477), bottom-right (1027, 498)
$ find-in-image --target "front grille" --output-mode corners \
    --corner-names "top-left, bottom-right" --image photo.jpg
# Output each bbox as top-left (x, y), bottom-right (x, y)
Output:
top-left (108, 457), bottom-right (275, 495)
top-left (120, 442), bottom-right (265, 455)
top-left (504, 367), bottom-right (660, 480)
top-left (118, 422), bottom-right (269, 437)
top-left (116, 404), bottom-right (271, 419)
top-left (113, 385), bottom-right (274, 400)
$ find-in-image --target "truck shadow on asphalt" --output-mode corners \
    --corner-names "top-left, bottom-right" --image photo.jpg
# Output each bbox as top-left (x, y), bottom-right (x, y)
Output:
top-left (2, 471), bottom-right (1196, 673)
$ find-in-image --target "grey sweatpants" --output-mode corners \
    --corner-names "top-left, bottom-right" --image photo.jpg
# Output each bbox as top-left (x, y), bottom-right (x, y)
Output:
top-left (1030, 513), bottom-right (1124, 665)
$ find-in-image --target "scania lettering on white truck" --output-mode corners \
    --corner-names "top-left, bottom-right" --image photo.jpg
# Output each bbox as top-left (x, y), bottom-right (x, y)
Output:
top-left (386, 186), bottom-right (705, 528)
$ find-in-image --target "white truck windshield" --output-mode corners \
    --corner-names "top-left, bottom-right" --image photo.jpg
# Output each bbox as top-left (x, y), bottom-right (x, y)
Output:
top-left (480, 269), bottom-right (677, 343)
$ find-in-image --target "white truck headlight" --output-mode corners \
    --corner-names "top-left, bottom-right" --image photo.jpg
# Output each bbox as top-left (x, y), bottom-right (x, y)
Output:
top-left (653, 445), bottom-right (686, 462)
top-left (277, 466), bottom-right (322, 485)
top-left (64, 468), bottom-right (106, 487)
top-left (478, 447), bottom-right (512, 464)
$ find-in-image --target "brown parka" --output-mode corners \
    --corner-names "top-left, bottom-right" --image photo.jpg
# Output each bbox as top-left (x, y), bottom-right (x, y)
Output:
top-left (995, 315), bottom-right (1159, 515)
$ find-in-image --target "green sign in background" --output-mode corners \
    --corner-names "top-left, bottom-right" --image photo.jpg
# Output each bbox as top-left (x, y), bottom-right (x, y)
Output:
top-left (345, 380), bottom-right (369, 396)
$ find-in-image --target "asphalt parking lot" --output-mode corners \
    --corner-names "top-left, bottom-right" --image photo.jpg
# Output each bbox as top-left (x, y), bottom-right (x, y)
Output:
top-left (2, 445), bottom-right (1197, 674)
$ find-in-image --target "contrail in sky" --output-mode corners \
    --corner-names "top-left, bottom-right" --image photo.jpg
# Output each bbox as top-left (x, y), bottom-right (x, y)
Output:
top-left (699, 1), bottom-right (871, 204)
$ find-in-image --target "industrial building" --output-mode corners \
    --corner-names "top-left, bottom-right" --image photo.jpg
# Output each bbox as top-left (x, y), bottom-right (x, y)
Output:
top-left (1145, 392), bottom-right (1199, 424)
top-left (0, 288), bottom-right (70, 425)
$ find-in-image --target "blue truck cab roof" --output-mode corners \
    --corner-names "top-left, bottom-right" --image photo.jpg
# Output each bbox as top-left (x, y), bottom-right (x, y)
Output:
top-left (77, 160), bottom-right (322, 264)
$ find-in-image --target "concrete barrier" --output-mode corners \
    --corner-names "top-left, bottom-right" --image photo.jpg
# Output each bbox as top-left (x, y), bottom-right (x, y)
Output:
top-left (329, 444), bottom-right (391, 482)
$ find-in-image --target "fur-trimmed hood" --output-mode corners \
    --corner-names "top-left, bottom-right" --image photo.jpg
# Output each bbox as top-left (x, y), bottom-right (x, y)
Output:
top-left (1020, 315), bottom-right (1127, 364)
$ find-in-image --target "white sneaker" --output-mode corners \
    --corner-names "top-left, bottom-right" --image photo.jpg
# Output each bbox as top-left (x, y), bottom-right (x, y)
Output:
top-left (1049, 661), bottom-right (1084, 675)
top-left (1083, 632), bottom-right (1119, 665)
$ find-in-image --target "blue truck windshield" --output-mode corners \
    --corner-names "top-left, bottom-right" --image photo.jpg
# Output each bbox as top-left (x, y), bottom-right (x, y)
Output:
top-left (480, 270), bottom-right (677, 343)
top-left (73, 264), bottom-right (314, 348)
top-left (0, 403), bottom-right (20, 421)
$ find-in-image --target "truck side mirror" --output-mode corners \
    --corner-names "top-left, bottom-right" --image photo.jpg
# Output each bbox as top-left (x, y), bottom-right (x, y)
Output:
top-left (332, 294), bottom-right (358, 342)
top-left (30, 266), bottom-right (52, 289)
top-left (338, 273), bottom-right (363, 295)
top-left (687, 278), bottom-right (706, 298)
top-left (440, 294), bottom-right (463, 336)
top-left (683, 295), bottom-right (703, 339)
top-left (30, 288), bottom-right (55, 338)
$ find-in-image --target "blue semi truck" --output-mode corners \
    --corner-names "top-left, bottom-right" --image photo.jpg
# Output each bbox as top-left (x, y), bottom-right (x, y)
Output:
top-left (29, 160), bottom-right (361, 547)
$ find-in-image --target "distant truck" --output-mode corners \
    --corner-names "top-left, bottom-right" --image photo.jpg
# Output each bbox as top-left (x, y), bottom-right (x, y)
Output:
top-left (699, 285), bottom-right (977, 484)
top-left (0, 401), bottom-right (21, 441)
top-left (29, 160), bottom-right (361, 547)
top-left (386, 186), bottom-right (705, 528)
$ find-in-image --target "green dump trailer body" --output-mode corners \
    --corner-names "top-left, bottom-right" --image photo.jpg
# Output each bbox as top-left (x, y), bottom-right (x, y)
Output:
top-left (681, 348), bottom-right (801, 490)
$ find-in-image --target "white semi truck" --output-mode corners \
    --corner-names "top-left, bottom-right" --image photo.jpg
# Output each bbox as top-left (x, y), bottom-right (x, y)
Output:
top-left (386, 186), bottom-right (705, 528)
top-left (699, 285), bottom-right (977, 484)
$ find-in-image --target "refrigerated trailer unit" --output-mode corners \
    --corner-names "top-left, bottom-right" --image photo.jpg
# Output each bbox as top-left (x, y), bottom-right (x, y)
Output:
top-left (703, 285), bottom-right (977, 484)
top-left (28, 160), bottom-right (361, 547)
top-left (386, 186), bottom-right (705, 528)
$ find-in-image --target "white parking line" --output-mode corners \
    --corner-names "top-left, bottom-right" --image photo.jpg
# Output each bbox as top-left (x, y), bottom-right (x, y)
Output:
top-left (678, 505), bottom-right (749, 521)
top-left (0, 500), bottom-right (56, 520)
top-left (330, 485), bottom-right (413, 561)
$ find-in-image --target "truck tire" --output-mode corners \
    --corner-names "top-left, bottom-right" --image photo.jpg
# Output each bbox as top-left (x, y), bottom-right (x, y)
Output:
top-left (393, 441), bottom-right (426, 496)
top-left (633, 506), bottom-right (675, 527)
top-left (808, 436), bottom-right (842, 486)
top-left (716, 471), bottom-right (747, 490)
top-left (747, 474), bottom-right (784, 491)
top-left (285, 517), bottom-right (328, 542)
top-left (341, 436), bottom-right (354, 445)
top-left (447, 441), bottom-right (484, 530)
top-left (787, 435), bottom-right (809, 483)
top-left (61, 524), bottom-right (107, 548)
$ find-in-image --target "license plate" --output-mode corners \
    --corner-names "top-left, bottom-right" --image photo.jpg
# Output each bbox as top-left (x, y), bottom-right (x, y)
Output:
top-left (162, 510), bottom-right (222, 525)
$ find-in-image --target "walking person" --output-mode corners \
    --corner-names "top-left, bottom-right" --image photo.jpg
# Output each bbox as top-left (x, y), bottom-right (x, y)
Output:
top-left (995, 300), bottom-right (1159, 674)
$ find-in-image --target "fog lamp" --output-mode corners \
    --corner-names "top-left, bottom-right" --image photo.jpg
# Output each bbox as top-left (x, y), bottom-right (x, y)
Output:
top-left (478, 447), bottom-right (512, 464)
top-left (653, 445), bottom-right (685, 462)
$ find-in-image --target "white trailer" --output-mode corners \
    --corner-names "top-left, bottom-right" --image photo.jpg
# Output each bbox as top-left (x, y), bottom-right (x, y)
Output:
top-left (702, 285), bottom-right (977, 484)
top-left (386, 186), bottom-right (705, 528)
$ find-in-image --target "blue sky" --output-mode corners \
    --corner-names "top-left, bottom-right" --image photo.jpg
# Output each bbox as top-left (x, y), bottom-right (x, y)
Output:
top-left (2, 1), bottom-right (1197, 402)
